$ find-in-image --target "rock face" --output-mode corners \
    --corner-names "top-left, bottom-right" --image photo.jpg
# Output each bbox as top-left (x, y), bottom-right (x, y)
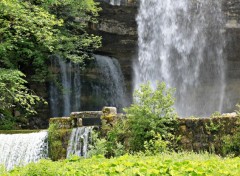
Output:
top-left (90, 1), bottom-right (138, 97)
top-left (93, 0), bottom-right (240, 113)
top-left (223, 0), bottom-right (240, 112)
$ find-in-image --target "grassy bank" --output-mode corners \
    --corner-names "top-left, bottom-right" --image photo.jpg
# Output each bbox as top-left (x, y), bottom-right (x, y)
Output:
top-left (1, 152), bottom-right (239, 175)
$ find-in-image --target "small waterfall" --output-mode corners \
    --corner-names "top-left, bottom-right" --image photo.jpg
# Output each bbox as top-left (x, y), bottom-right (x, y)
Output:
top-left (110, 0), bottom-right (121, 6)
top-left (49, 55), bottom-right (126, 116)
top-left (93, 55), bottom-right (127, 110)
top-left (49, 57), bottom-right (81, 117)
top-left (0, 131), bottom-right (48, 170)
top-left (66, 127), bottom-right (93, 158)
top-left (135, 0), bottom-right (226, 116)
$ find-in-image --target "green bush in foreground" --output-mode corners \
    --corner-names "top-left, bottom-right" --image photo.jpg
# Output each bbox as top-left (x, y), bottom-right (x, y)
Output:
top-left (124, 82), bottom-right (177, 152)
top-left (2, 153), bottom-right (240, 175)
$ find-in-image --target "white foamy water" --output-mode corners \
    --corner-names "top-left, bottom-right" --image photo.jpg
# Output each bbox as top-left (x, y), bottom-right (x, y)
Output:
top-left (67, 127), bottom-right (93, 158)
top-left (134, 0), bottom-right (226, 116)
top-left (0, 131), bottom-right (48, 170)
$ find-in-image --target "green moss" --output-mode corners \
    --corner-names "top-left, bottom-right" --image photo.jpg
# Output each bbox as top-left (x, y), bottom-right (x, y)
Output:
top-left (48, 124), bottom-right (72, 161)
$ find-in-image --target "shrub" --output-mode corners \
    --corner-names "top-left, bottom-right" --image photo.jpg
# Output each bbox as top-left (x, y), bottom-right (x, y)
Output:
top-left (222, 127), bottom-right (240, 157)
top-left (124, 82), bottom-right (178, 152)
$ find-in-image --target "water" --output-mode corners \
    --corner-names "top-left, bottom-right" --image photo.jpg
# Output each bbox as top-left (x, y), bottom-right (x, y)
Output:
top-left (66, 127), bottom-right (93, 158)
top-left (49, 57), bottom-right (81, 117)
top-left (110, 0), bottom-right (121, 6)
top-left (94, 55), bottom-right (127, 110)
top-left (49, 55), bottom-right (126, 116)
top-left (0, 131), bottom-right (48, 170)
top-left (134, 0), bottom-right (226, 117)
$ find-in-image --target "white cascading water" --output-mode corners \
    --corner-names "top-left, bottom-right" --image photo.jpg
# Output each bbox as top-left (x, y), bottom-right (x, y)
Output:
top-left (0, 131), bottom-right (48, 170)
top-left (66, 127), bottom-right (93, 158)
top-left (134, 0), bottom-right (226, 117)
top-left (49, 55), bottom-right (126, 116)
top-left (94, 55), bottom-right (127, 110)
top-left (49, 57), bottom-right (81, 117)
top-left (110, 0), bottom-right (121, 6)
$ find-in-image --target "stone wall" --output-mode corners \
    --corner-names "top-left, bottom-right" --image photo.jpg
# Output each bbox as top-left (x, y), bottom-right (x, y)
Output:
top-left (50, 108), bottom-right (240, 155)
top-left (177, 115), bottom-right (240, 154)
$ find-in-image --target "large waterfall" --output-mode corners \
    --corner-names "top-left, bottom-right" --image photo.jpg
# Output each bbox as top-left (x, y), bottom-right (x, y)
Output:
top-left (49, 55), bottom-right (126, 117)
top-left (135, 0), bottom-right (226, 116)
top-left (0, 131), bottom-right (48, 170)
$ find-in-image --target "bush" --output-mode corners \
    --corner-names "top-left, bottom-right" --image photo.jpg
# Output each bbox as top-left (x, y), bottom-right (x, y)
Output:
top-left (124, 82), bottom-right (178, 152)
top-left (88, 82), bottom-right (178, 157)
top-left (222, 127), bottom-right (240, 157)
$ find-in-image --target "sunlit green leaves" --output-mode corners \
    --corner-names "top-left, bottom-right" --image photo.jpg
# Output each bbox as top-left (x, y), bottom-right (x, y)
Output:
top-left (0, 69), bottom-right (46, 115)
top-left (2, 153), bottom-right (240, 175)
top-left (124, 82), bottom-right (178, 152)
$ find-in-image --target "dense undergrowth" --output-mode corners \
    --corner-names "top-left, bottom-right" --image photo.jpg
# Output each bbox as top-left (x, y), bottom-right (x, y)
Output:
top-left (1, 153), bottom-right (239, 175)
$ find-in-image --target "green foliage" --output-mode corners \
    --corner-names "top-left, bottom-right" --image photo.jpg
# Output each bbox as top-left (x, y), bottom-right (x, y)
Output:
top-left (3, 153), bottom-right (240, 175)
top-left (0, 0), bottom-right (101, 70)
top-left (89, 119), bottom-right (127, 158)
top-left (124, 82), bottom-right (178, 152)
top-left (48, 124), bottom-right (71, 161)
top-left (0, 0), bottom-right (63, 69)
top-left (222, 125), bottom-right (240, 157)
top-left (88, 131), bottom-right (108, 157)
top-left (101, 116), bottom-right (128, 157)
top-left (210, 111), bottom-right (222, 118)
top-left (0, 164), bottom-right (6, 175)
top-left (0, 110), bottom-right (16, 130)
top-left (0, 69), bottom-right (45, 114)
top-left (0, 0), bottom-right (101, 125)
top-left (205, 120), bottom-right (222, 133)
top-left (143, 132), bottom-right (169, 155)
top-left (92, 83), bottom-right (178, 157)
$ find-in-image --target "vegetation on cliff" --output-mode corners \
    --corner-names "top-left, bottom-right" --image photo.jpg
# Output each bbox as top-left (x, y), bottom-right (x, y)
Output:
top-left (0, 0), bottom-right (101, 129)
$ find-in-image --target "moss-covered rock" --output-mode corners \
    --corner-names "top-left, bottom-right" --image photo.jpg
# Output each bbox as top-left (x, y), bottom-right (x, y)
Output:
top-left (48, 124), bottom-right (72, 161)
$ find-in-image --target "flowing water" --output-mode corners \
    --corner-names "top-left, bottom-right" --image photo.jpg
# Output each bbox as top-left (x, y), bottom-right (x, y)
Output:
top-left (110, 0), bottom-right (121, 6)
top-left (49, 57), bottom-right (81, 117)
top-left (66, 127), bottom-right (93, 158)
top-left (49, 55), bottom-right (126, 117)
top-left (0, 131), bottom-right (48, 170)
top-left (94, 55), bottom-right (126, 110)
top-left (134, 0), bottom-right (226, 116)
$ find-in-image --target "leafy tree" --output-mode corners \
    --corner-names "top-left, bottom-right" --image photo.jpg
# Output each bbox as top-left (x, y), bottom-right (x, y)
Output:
top-left (0, 0), bottom-right (101, 127)
top-left (0, 69), bottom-right (45, 114)
top-left (0, 0), bottom-right (101, 76)
top-left (0, 0), bottom-right (63, 69)
top-left (124, 82), bottom-right (177, 152)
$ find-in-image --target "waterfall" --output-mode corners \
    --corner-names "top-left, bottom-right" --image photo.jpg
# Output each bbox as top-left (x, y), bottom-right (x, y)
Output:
top-left (93, 55), bottom-right (127, 110)
top-left (0, 131), bottom-right (48, 170)
top-left (49, 55), bottom-right (126, 116)
top-left (134, 0), bottom-right (226, 116)
top-left (110, 0), bottom-right (121, 6)
top-left (49, 57), bottom-right (81, 117)
top-left (66, 127), bottom-right (93, 158)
